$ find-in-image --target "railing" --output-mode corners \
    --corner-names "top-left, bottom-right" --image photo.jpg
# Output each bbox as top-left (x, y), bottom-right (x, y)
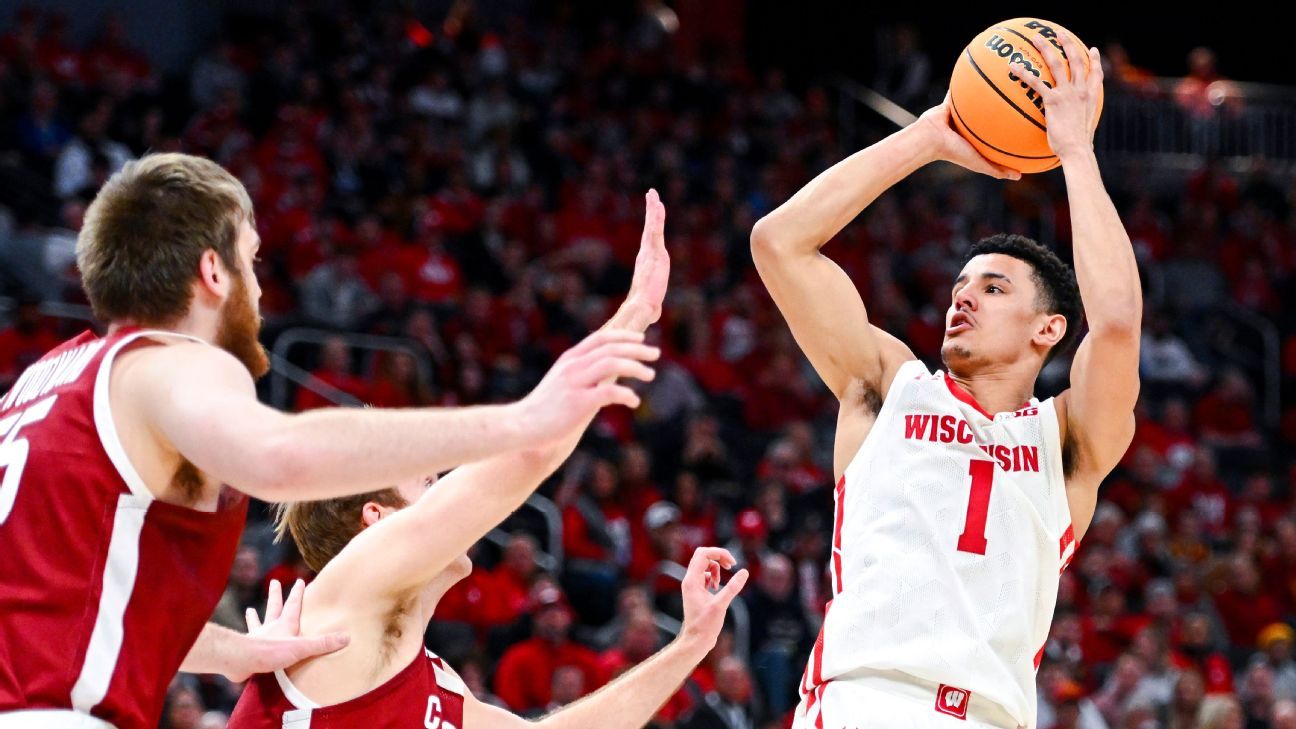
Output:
top-left (268, 327), bottom-right (435, 411)
top-left (1214, 303), bottom-right (1282, 430)
top-left (1095, 79), bottom-right (1296, 169)
top-left (482, 494), bottom-right (565, 574)
top-left (835, 76), bottom-right (1296, 171)
top-left (648, 560), bottom-right (751, 661)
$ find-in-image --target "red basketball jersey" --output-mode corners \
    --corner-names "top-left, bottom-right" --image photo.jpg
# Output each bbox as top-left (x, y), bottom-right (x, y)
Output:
top-left (228, 648), bottom-right (468, 729)
top-left (0, 329), bottom-right (248, 728)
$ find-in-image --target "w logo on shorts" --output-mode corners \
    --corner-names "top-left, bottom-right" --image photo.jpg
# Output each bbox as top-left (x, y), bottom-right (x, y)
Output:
top-left (935, 684), bottom-right (970, 720)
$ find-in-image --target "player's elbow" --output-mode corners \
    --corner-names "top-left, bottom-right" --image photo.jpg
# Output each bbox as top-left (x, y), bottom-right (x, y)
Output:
top-left (749, 214), bottom-right (783, 256)
top-left (1087, 316), bottom-right (1142, 344)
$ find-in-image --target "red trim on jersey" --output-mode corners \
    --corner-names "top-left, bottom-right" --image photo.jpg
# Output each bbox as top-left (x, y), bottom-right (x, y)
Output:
top-left (1059, 524), bottom-right (1078, 573)
top-left (831, 476), bottom-right (846, 594)
top-left (1034, 645), bottom-right (1046, 670)
top-left (942, 372), bottom-right (1028, 421)
top-left (814, 682), bottom-right (828, 729)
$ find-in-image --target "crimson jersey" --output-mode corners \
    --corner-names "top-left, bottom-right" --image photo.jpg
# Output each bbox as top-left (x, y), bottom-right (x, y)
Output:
top-left (229, 648), bottom-right (468, 729)
top-left (0, 329), bottom-right (248, 728)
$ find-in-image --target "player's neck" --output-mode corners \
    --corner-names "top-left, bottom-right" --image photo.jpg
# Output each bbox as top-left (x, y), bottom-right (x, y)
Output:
top-left (946, 363), bottom-right (1037, 415)
top-left (106, 309), bottom-right (219, 344)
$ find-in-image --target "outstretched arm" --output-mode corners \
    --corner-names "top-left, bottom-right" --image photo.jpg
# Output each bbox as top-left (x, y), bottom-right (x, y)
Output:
top-left (463, 548), bottom-right (749, 729)
top-left (751, 98), bottom-right (1018, 398)
top-left (1014, 35), bottom-right (1140, 535)
top-left (312, 191), bottom-right (672, 607)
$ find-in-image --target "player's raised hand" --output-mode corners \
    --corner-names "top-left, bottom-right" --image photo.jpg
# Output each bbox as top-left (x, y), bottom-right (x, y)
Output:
top-left (226, 579), bottom-right (350, 683)
top-left (517, 329), bottom-right (659, 441)
top-left (1010, 32), bottom-right (1103, 161)
top-left (621, 189), bottom-right (670, 330)
top-left (917, 94), bottom-right (1022, 181)
top-left (678, 547), bottom-right (749, 652)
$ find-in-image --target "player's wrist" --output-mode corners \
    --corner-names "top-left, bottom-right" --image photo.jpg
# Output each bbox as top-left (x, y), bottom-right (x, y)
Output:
top-left (612, 298), bottom-right (655, 333)
top-left (1054, 141), bottom-right (1096, 165)
top-left (902, 119), bottom-right (946, 166)
top-left (673, 625), bottom-right (717, 660)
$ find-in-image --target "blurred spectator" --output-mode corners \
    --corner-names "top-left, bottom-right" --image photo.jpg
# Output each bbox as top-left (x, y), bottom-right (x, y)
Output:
top-left (1274, 699), bottom-right (1296, 729)
top-left (161, 685), bottom-right (205, 729)
top-left (679, 655), bottom-right (760, 729)
top-left (210, 546), bottom-right (262, 631)
top-left (1257, 624), bottom-right (1296, 701)
top-left (595, 608), bottom-right (660, 680)
top-left (1240, 661), bottom-right (1278, 729)
top-left (0, 297), bottom-right (59, 391)
top-left (1197, 694), bottom-right (1245, 729)
top-left (298, 245), bottom-right (379, 330)
top-left (294, 336), bottom-right (369, 410)
top-left (1193, 370), bottom-right (1265, 450)
top-left (493, 584), bottom-right (603, 715)
top-left (368, 351), bottom-right (436, 408)
top-left (1141, 314), bottom-right (1208, 393)
top-left (1213, 555), bottom-right (1284, 648)
top-left (727, 509), bottom-right (774, 585)
top-left (54, 100), bottom-right (132, 198)
top-left (744, 554), bottom-right (811, 717)
top-left (872, 25), bottom-right (932, 111)
top-left (1164, 669), bottom-right (1206, 729)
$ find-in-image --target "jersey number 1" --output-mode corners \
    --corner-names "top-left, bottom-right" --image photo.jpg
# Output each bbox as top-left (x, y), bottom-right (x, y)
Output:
top-left (956, 459), bottom-right (994, 555)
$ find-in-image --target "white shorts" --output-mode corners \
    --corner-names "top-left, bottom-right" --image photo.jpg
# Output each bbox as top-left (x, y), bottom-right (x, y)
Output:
top-left (0, 710), bottom-right (115, 729)
top-left (792, 671), bottom-right (1026, 729)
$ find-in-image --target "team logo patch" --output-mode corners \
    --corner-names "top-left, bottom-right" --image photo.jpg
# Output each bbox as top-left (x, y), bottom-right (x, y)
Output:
top-left (935, 684), bottom-right (970, 720)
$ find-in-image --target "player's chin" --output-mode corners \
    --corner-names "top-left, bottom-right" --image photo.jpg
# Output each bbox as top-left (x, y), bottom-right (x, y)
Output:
top-left (941, 340), bottom-right (973, 364)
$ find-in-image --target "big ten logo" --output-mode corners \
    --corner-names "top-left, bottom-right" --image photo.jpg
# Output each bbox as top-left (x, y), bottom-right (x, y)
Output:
top-left (425, 695), bottom-right (457, 729)
top-left (983, 34), bottom-right (1055, 114)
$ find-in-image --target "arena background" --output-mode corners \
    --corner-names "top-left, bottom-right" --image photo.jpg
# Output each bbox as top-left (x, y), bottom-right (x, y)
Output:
top-left (1, 2), bottom-right (1294, 728)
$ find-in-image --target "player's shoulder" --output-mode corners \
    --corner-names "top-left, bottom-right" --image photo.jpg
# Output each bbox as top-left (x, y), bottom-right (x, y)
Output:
top-left (120, 335), bottom-right (248, 377)
top-left (112, 336), bottom-right (256, 407)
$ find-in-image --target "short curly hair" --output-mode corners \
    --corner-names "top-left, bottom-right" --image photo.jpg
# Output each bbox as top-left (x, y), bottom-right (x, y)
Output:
top-left (962, 233), bottom-right (1083, 362)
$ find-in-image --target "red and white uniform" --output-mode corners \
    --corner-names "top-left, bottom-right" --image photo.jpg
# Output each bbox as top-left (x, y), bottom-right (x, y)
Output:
top-left (228, 648), bottom-right (468, 729)
top-left (794, 361), bottom-right (1073, 729)
top-left (0, 329), bottom-right (248, 729)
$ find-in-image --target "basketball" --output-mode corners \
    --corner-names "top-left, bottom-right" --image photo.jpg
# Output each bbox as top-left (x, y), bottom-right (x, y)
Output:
top-left (948, 18), bottom-right (1103, 174)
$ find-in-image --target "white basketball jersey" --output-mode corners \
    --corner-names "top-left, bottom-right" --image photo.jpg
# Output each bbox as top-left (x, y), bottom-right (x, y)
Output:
top-left (797, 360), bottom-right (1075, 728)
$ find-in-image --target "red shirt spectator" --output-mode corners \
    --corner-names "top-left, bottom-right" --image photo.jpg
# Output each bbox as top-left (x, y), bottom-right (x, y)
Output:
top-left (294, 336), bottom-right (370, 410)
top-left (405, 237), bottom-right (464, 305)
top-left (493, 588), bottom-right (604, 713)
top-left (0, 303), bottom-right (61, 391)
top-left (1213, 556), bottom-right (1284, 648)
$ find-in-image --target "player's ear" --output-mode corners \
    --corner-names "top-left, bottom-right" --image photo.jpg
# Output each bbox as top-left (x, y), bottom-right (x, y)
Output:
top-left (360, 501), bottom-right (386, 528)
top-left (196, 249), bottom-right (230, 301)
top-left (1033, 312), bottom-right (1067, 349)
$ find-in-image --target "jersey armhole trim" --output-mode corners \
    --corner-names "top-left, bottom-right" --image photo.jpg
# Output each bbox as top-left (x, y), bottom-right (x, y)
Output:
top-left (274, 669), bottom-right (323, 711)
top-left (839, 359), bottom-right (928, 481)
top-left (92, 330), bottom-right (208, 502)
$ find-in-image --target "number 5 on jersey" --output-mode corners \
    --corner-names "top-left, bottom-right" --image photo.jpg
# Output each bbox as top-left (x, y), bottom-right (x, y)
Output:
top-left (0, 395), bottom-right (58, 524)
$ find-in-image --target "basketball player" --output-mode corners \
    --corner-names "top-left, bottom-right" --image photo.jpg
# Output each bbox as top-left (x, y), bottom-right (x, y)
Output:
top-left (228, 190), bottom-right (749, 729)
top-left (752, 34), bottom-right (1137, 729)
top-left (0, 153), bottom-right (658, 729)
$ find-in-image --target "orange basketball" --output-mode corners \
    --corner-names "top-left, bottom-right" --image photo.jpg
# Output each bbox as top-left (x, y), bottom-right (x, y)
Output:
top-left (948, 18), bottom-right (1103, 174)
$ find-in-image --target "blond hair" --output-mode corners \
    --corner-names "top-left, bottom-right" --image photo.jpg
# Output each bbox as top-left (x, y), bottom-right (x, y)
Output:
top-left (273, 488), bottom-right (408, 573)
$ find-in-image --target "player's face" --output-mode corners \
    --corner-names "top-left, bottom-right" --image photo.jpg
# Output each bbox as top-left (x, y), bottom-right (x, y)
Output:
top-left (214, 218), bottom-right (269, 378)
top-left (387, 474), bottom-right (474, 581)
top-left (941, 254), bottom-right (1057, 372)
